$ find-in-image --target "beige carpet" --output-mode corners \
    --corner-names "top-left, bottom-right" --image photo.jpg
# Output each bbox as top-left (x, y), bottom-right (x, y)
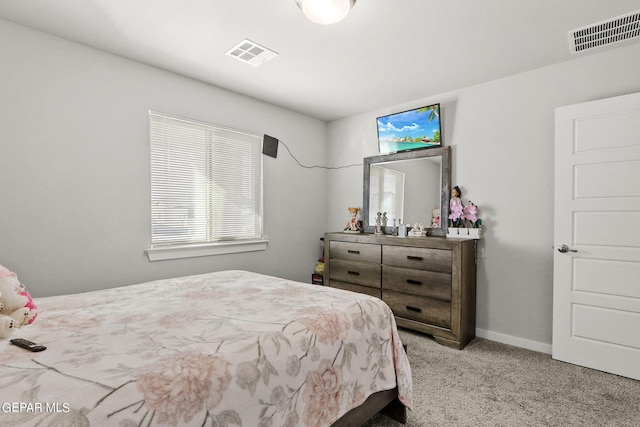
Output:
top-left (364, 329), bottom-right (640, 426)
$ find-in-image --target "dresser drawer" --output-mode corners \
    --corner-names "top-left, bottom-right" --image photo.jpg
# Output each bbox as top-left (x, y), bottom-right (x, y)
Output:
top-left (330, 281), bottom-right (381, 298)
top-left (383, 290), bottom-right (451, 329)
top-left (330, 259), bottom-right (381, 288)
top-left (330, 241), bottom-right (381, 263)
top-left (383, 245), bottom-right (451, 273)
top-left (382, 265), bottom-right (451, 301)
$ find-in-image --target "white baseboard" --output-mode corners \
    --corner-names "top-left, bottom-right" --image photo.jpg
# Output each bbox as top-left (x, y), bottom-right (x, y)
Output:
top-left (476, 328), bottom-right (552, 354)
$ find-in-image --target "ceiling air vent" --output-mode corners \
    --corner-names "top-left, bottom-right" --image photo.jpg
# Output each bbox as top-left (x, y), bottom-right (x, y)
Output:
top-left (225, 39), bottom-right (278, 67)
top-left (569, 10), bottom-right (640, 54)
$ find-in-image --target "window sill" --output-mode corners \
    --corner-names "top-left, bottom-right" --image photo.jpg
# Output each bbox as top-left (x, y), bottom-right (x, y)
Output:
top-left (146, 239), bottom-right (268, 261)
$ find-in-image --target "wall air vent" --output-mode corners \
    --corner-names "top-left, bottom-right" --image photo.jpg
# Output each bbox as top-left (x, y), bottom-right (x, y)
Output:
top-left (569, 10), bottom-right (640, 54)
top-left (225, 39), bottom-right (278, 67)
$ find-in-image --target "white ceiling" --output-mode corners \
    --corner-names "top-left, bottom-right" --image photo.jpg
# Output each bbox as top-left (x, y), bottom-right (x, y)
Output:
top-left (1, 0), bottom-right (640, 121)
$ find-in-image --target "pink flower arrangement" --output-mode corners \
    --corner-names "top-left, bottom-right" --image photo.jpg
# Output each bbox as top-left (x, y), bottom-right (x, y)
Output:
top-left (462, 201), bottom-right (482, 228)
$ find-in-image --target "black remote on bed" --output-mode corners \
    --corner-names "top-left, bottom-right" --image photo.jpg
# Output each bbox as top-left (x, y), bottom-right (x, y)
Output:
top-left (10, 338), bottom-right (47, 352)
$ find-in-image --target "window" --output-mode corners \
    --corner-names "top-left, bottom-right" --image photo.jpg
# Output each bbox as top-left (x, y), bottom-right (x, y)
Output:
top-left (147, 112), bottom-right (265, 260)
top-left (369, 165), bottom-right (405, 222)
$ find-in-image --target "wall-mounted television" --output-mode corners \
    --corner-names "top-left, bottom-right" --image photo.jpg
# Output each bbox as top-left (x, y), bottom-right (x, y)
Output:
top-left (377, 103), bottom-right (441, 154)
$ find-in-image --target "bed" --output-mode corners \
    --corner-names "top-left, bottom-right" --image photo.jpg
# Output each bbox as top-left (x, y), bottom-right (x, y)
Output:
top-left (0, 270), bottom-right (412, 426)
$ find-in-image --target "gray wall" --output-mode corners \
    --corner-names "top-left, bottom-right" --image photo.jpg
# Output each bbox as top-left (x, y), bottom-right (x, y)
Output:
top-left (0, 19), bottom-right (327, 296)
top-left (325, 42), bottom-right (640, 351)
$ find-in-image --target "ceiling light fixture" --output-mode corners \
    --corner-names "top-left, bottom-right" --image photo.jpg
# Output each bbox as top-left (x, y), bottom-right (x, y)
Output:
top-left (295, 0), bottom-right (357, 25)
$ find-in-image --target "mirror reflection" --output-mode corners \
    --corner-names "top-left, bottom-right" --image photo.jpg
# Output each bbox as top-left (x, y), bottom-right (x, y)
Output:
top-left (368, 158), bottom-right (441, 226)
top-left (363, 147), bottom-right (450, 236)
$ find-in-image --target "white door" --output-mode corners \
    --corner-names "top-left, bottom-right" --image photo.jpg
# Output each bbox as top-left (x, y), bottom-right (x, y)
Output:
top-left (553, 91), bottom-right (640, 380)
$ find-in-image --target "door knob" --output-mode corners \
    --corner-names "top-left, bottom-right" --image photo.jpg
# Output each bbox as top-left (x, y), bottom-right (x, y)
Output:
top-left (557, 244), bottom-right (577, 253)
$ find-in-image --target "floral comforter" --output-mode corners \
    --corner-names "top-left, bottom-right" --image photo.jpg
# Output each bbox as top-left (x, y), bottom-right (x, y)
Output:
top-left (0, 270), bottom-right (412, 426)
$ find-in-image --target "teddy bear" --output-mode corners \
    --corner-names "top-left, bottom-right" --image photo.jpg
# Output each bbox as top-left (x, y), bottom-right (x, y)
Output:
top-left (20, 289), bottom-right (38, 325)
top-left (0, 264), bottom-right (16, 279)
top-left (344, 207), bottom-right (362, 232)
top-left (0, 265), bottom-right (38, 338)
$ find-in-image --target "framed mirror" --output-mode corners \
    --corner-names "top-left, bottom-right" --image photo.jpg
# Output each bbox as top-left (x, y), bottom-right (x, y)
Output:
top-left (362, 146), bottom-right (451, 236)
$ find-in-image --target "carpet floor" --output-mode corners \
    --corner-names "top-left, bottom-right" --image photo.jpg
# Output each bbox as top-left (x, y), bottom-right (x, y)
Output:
top-left (363, 329), bottom-right (640, 426)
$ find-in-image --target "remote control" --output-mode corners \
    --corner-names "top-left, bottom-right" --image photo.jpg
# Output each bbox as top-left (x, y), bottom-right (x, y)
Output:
top-left (10, 338), bottom-right (46, 352)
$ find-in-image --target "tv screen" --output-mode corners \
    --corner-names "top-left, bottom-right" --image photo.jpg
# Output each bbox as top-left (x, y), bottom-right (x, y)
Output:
top-left (377, 103), bottom-right (441, 154)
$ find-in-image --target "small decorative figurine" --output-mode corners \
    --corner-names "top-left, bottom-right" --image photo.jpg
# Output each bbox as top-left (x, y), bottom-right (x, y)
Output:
top-left (374, 212), bottom-right (384, 234)
top-left (431, 208), bottom-right (440, 228)
top-left (408, 223), bottom-right (427, 237)
top-left (344, 207), bottom-right (362, 233)
top-left (448, 186), bottom-right (463, 228)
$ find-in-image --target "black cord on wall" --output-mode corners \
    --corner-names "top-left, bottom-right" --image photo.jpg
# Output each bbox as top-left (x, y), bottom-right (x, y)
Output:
top-left (264, 134), bottom-right (362, 170)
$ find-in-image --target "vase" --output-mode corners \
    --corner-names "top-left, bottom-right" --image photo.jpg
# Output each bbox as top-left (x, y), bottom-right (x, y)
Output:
top-left (458, 228), bottom-right (469, 237)
top-left (468, 228), bottom-right (482, 239)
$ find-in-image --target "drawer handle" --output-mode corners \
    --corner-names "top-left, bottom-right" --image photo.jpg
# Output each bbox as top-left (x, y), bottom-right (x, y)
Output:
top-left (407, 255), bottom-right (424, 261)
top-left (347, 270), bottom-right (360, 276)
top-left (406, 279), bottom-right (422, 286)
top-left (347, 249), bottom-right (361, 254)
top-left (406, 306), bottom-right (422, 313)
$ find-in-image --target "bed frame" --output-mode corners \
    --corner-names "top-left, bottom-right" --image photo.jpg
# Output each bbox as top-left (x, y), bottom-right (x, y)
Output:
top-left (332, 388), bottom-right (407, 426)
top-left (333, 342), bottom-right (410, 426)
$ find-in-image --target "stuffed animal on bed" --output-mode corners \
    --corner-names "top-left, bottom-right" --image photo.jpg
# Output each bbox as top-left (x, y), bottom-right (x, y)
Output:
top-left (20, 290), bottom-right (38, 325)
top-left (0, 264), bottom-right (16, 279)
top-left (0, 265), bottom-right (38, 338)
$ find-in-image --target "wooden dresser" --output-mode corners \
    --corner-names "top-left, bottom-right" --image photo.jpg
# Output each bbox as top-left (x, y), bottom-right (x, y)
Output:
top-left (324, 232), bottom-right (477, 349)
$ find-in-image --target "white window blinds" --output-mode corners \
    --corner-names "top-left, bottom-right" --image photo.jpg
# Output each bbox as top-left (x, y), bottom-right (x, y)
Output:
top-left (149, 112), bottom-right (263, 247)
top-left (369, 165), bottom-right (405, 222)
